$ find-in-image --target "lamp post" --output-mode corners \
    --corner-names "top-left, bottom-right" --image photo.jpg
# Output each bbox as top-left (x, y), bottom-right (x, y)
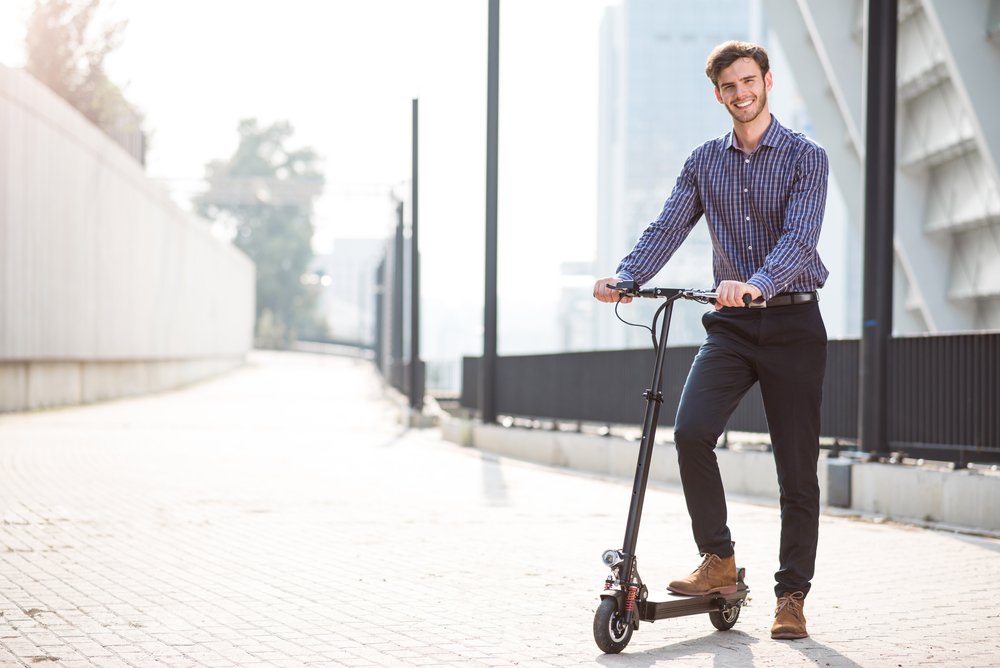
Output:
top-left (410, 98), bottom-right (423, 411)
top-left (858, 0), bottom-right (898, 459)
top-left (480, 0), bottom-right (500, 424)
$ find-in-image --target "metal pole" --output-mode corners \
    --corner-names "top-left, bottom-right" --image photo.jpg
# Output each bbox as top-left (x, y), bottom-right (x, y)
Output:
top-left (375, 258), bottom-right (385, 375)
top-left (859, 0), bottom-right (897, 459)
top-left (410, 99), bottom-right (423, 411)
top-left (393, 202), bottom-right (405, 391)
top-left (480, 0), bottom-right (499, 423)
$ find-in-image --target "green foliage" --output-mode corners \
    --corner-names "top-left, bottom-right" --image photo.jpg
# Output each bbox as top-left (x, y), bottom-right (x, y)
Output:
top-left (24, 0), bottom-right (134, 135)
top-left (197, 119), bottom-right (328, 348)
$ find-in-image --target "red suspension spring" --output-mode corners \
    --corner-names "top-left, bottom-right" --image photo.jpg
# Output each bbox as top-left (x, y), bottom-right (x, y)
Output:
top-left (625, 585), bottom-right (638, 613)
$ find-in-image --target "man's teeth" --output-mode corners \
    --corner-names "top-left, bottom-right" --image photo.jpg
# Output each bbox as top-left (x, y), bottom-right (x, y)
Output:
top-left (736, 100), bottom-right (753, 108)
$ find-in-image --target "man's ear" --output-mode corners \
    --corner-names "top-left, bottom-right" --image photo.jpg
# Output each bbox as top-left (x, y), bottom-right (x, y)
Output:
top-left (764, 70), bottom-right (773, 93)
top-left (714, 87), bottom-right (723, 104)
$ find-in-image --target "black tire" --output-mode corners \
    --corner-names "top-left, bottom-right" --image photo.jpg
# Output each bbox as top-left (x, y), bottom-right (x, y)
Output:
top-left (709, 605), bottom-right (741, 631)
top-left (593, 597), bottom-right (633, 654)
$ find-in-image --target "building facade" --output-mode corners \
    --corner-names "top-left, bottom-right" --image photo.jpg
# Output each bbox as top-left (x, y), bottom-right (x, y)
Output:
top-left (594, 0), bottom-right (758, 349)
top-left (763, 0), bottom-right (1000, 333)
top-left (311, 238), bottom-right (384, 346)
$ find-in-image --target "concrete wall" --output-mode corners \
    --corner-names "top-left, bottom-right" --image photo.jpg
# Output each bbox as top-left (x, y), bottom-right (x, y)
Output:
top-left (443, 421), bottom-right (1000, 533)
top-left (0, 64), bottom-right (255, 411)
top-left (463, 423), bottom-right (831, 508)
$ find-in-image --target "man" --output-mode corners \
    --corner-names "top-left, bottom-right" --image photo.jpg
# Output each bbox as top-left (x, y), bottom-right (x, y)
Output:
top-left (593, 41), bottom-right (828, 641)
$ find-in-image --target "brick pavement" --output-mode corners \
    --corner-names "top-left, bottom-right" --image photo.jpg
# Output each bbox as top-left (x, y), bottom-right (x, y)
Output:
top-left (0, 351), bottom-right (998, 667)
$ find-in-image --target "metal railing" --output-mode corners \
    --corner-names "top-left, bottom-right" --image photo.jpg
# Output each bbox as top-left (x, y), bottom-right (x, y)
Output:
top-left (887, 332), bottom-right (1000, 463)
top-left (460, 333), bottom-right (1000, 465)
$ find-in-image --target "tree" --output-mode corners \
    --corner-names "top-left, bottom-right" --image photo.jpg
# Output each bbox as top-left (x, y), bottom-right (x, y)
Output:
top-left (24, 0), bottom-right (134, 136)
top-left (196, 119), bottom-right (328, 347)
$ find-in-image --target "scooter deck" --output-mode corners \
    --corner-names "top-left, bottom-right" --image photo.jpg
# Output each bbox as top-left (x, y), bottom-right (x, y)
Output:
top-left (638, 570), bottom-right (749, 622)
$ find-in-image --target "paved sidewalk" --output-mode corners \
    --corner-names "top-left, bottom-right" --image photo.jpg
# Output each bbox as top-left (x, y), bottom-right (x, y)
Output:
top-left (0, 352), bottom-right (997, 668)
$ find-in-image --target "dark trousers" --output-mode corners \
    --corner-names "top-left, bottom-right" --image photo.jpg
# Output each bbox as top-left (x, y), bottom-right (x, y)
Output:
top-left (673, 301), bottom-right (827, 598)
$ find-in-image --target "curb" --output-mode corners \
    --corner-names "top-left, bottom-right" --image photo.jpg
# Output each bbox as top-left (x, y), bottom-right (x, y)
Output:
top-left (441, 419), bottom-right (1000, 534)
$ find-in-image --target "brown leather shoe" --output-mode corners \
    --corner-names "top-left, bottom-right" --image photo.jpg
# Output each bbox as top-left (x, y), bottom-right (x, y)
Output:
top-left (667, 552), bottom-right (737, 596)
top-left (771, 591), bottom-right (808, 639)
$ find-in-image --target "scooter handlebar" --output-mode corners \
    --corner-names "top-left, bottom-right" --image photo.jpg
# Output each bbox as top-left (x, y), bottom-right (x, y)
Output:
top-left (607, 282), bottom-right (753, 307)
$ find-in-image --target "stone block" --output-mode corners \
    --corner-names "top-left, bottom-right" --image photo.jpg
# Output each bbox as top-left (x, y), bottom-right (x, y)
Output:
top-left (826, 458), bottom-right (853, 508)
top-left (942, 470), bottom-right (1000, 531)
top-left (851, 463), bottom-right (945, 522)
top-left (0, 363), bottom-right (29, 412)
top-left (27, 361), bottom-right (82, 409)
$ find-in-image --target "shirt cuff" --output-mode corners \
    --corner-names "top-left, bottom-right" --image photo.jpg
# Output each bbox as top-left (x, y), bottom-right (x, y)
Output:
top-left (615, 270), bottom-right (637, 284)
top-left (747, 273), bottom-right (777, 302)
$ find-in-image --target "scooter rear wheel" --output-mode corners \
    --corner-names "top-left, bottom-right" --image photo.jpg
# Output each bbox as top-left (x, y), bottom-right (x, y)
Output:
top-left (709, 604), bottom-right (741, 631)
top-left (593, 597), bottom-right (633, 653)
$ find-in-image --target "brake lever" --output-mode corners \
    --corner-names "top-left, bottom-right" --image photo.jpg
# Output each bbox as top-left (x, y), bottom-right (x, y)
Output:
top-left (607, 281), bottom-right (639, 297)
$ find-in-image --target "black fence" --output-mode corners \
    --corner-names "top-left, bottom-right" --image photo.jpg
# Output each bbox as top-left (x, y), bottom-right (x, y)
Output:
top-left (461, 332), bottom-right (1000, 465)
top-left (384, 359), bottom-right (424, 399)
top-left (888, 333), bottom-right (1000, 461)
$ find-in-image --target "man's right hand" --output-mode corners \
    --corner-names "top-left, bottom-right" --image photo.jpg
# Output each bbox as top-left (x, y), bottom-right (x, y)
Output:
top-left (594, 276), bottom-right (631, 304)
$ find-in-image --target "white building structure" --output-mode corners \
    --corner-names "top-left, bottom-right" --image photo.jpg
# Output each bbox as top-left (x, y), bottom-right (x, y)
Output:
top-left (557, 261), bottom-right (597, 352)
top-left (0, 64), bottom-right (255, 412)
top-left (762, 0), bottom-right (1000, 333)
top-left (594, 0), bottom-right (756, 350)
top-left (310, 238), bottom-right (383, 345)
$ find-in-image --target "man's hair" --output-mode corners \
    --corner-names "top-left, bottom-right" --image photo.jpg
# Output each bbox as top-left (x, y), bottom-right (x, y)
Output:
top-left (705, 41), bottom-right (770, 88)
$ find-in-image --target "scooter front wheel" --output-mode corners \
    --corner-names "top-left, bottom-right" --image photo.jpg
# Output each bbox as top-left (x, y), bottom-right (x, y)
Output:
top-left (593, 597), bottom-right (633, 653)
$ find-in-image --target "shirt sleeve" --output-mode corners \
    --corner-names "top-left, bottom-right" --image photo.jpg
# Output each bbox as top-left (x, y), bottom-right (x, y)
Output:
top-left (746, 147), bottom-right (829, 301)
top-left (615, 151), bottom-right (705, 285)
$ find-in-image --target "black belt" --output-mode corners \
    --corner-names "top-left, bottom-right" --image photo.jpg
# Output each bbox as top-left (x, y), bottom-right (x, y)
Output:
top-left (758, 291), bottom-right (818, 308)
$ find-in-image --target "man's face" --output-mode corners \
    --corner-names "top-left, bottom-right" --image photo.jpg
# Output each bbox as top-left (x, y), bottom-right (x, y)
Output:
top-left (714, 57), bottom-right (772, 125)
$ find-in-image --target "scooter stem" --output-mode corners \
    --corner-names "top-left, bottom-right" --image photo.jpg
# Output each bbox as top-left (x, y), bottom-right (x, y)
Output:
top-left (620, 297), bottom-right (677, 585)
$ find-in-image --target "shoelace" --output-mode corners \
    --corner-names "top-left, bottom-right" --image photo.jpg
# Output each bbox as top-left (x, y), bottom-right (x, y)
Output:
top-left (694, 552), bottom-right (720, 576)
top-left (774, 591), bottom-right (805, 619)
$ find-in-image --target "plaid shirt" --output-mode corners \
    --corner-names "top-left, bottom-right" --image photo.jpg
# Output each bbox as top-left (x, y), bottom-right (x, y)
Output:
top-left (616, 115), bottom-right (829, 302)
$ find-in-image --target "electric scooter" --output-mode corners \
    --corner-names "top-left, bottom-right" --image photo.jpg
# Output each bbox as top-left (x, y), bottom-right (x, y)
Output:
top-left (593, 281), bottom-right (753, 654)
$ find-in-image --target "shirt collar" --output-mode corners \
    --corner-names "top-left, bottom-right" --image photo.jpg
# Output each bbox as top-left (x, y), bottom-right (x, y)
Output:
top-left (723, 114), bottom-right (784, 154)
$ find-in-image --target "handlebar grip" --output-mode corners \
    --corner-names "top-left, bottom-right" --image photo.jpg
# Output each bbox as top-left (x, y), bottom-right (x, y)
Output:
top-left (742, 293), bottom-right (752, 307)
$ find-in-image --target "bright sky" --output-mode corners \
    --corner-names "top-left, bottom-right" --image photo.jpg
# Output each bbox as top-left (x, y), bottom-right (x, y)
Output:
top-left (0, 0), bottom-right (620, 359)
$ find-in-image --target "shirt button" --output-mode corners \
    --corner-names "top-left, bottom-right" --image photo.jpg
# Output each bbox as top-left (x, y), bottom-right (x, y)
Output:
top-left (745, 216), bottom-right (750, 221)
top-left (744, 188), bottom-right (748, 192)
top-left (748, 245), bottom-right (752, 249)
top-left (744, 159), bottom-right (750, 164)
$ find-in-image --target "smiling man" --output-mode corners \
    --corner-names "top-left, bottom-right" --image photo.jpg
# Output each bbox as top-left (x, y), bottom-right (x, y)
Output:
top-left (593, 41), bottom-right (829, 640)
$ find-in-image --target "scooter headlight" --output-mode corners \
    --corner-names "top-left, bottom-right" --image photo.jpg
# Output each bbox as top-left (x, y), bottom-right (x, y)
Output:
top-left (601, 549), bottom-right (623, 568)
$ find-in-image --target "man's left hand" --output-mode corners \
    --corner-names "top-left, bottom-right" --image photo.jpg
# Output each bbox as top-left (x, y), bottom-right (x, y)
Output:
top-left (715, 280), bottom-right (762, 309)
